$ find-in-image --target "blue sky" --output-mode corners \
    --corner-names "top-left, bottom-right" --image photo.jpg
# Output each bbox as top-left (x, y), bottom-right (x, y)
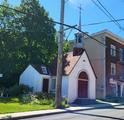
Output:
top-left (1, 0), bottom-right (124, 40)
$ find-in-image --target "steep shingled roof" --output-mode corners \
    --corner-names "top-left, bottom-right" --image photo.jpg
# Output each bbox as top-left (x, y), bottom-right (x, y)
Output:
top-left (50, 51), bottom-right (83, 76)
top-left (31, 64), bottom-right (50, 75)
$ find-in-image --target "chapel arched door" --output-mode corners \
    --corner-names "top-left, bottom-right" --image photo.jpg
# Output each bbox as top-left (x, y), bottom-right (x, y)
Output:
top-left (78, 71), bottom-right (88, 98)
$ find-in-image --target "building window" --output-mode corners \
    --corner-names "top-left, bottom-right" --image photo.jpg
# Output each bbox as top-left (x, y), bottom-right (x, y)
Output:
top-left (51, 79), bottom-right (56, 91)
top-left (119, 48), bottom-right (123, 62)
top-left (110, 63), bottom-right (116, 75)
top-left (110, 84), bottom-right (116, 96)
top-left (122, 85), bottom-right (124, 97)
top-left (75, 34), bottom-right (82, 43)
top-left (41, 66), bottom-right (48, 74)
top-left (0, 74), bottom-right (3, 78)
top-left (110, 44), bottom-right (116, 57)
top-left (78, 35), bottom-right (82, 43)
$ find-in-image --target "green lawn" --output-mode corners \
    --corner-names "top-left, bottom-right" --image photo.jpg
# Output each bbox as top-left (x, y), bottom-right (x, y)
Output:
top-left (0, 98), bottom-right (53, 114)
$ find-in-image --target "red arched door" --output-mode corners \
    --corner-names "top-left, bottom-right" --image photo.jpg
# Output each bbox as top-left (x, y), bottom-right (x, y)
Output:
top-left (78, 72), bottom-right (88, 98)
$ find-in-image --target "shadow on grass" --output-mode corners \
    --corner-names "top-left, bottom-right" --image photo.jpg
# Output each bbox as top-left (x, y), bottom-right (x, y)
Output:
top-left (0, 97), bottom-right (31, 105)
top-left (0, 97), bottom-right (19, 103)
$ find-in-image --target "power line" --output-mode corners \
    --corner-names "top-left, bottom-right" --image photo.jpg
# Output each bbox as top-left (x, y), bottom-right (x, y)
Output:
top-left (65, 28), bottom-right (73, 40)
top-left (91, 0), bottom-right (124, 31)
top-left (0, 4), bottom-right (106, 47)
top-left (91, 0), bottom-right (115, 23)
top-left (0, 4), bottom-right (124, 55)
top-left (96, 0), bottom-right (124, 30)
top-left (83, 18), bottom-right (124, 26)
top-left (0, 4), bottom-right (120, 51)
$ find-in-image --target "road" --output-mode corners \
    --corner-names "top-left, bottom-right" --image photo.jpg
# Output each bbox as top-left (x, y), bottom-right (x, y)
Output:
top-left (19, 105), bottom-right (124, 120)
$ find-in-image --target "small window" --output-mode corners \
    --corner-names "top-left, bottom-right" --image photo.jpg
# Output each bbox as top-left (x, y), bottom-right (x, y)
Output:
top-left (0, 74), bottom-right (3, 78)
top-left (110, 44), bottom-right (116, 57)
top-left (78, 35), bottom-right (82, 43)
top-left (75, 34), bottom-right (78, 43)
top-left (75, 34), bottom-right (82, 43)
top-left (110, 63), bottom-right (116, 75)
top-left (41, 66), bottom-right (48, 74)
top-left (122, 85), bottom-right (124, 97)
top-left (119, 48), bottom-right (123, 62)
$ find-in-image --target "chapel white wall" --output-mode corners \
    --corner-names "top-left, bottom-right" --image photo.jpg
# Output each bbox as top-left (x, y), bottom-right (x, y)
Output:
top-left (19, 65), bottom-right (42, 92)
top-left (68, 52), bottom-right (96, 103)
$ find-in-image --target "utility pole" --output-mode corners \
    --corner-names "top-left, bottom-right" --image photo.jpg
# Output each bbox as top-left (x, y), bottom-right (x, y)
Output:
top-left (55, 0), bottom-right (65, 108)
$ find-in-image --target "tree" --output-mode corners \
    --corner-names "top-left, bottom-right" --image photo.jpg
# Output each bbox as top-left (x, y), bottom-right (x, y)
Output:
top-left (0, 0), bottom-right (22, 87)
top-left (63, 40), bottom-right (71, 53)
top-left (18, 0), bottom-right (57, 66)
top-left (0, 0), bottom-right (57, 88)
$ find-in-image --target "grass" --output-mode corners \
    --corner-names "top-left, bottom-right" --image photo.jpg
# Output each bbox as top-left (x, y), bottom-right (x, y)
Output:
top-left (0, 97), bottom-right (54, 114)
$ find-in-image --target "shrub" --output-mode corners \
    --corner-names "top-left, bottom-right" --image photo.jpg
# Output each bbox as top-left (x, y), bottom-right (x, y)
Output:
top-left (31, 99), bottom-right (53, 105)
top-left (20, 94), bottom-right (32, 104)
top-left (8, 84), bottom-right (33, 97)
top-left (61, 98), bottom-right (69, 108)
top-left (20, 93), bottom-right (54, 105)
top-left (8, 84), bottom-right (21, 97)
top-left (39, 99), bottom-right (53, 105)
top-left (35, 92), bottom-right (55, 100)
top-left (19, 84), bottom-right (33, 94)
top-left (31, 98), bottom-right (41, 105)
top-left (51, 97), bottom-right (69, 108)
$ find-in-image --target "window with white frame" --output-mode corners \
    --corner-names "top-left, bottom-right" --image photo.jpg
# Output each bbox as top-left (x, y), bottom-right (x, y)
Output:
top-left (110, 44), bottom-right (116, 56)
top-left (41, 66), bottom-right (48, 74)
top-left (119, 48), bottom-right (123, 62)
top-left (0, 74), bottom-right (3, 78)
top-left (110, 63), bottom-right (116, 75)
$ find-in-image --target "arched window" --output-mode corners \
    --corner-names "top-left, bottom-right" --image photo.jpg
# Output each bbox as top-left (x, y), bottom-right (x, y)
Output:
top-left (78, 71), bottom-right (88, 80)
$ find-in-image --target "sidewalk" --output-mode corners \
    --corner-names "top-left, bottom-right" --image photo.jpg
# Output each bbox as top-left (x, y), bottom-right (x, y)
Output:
top-left (0, 101), bottom-right (123, 120)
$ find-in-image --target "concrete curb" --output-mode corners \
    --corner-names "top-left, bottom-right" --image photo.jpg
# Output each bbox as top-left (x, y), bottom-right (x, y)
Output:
top-left (0, 103), bottom-right (123, 120)
top-left (0, 110), bottom-right (67, 120)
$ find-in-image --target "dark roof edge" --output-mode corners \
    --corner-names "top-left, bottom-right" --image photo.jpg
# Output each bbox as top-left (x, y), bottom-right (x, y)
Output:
top-left (84, 51), bottom-right (97, 79)
top-left (68, 51), bottom-right (83, 75)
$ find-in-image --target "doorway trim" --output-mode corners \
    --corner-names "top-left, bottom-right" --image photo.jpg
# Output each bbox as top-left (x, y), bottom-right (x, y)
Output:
top-left (77, 71), bottom-right (89, 98)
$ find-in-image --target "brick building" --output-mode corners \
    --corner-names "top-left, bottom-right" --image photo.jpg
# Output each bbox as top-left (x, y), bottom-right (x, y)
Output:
top-left (68, 30), bottom-right (124, 98)
top-left (83, 30), bottom-right (124, 98)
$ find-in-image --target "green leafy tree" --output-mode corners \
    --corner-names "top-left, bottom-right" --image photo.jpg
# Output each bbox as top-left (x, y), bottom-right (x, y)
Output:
top-left (18, 0), bottom-right (57, 65)
top-left (63, 40), bottom-right (71, 53)
top-left (0, 0), bottom-right (22, 87)
top-left (0, 0), bottom-right (57, 88)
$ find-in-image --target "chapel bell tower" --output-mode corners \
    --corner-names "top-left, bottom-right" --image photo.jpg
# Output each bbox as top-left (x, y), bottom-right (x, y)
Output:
top-left (73, 5), bottom-right (84, 56)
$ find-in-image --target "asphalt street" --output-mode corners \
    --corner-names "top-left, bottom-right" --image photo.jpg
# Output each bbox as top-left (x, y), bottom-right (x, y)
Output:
top-left (19, 105), bottom-right (124, 120)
